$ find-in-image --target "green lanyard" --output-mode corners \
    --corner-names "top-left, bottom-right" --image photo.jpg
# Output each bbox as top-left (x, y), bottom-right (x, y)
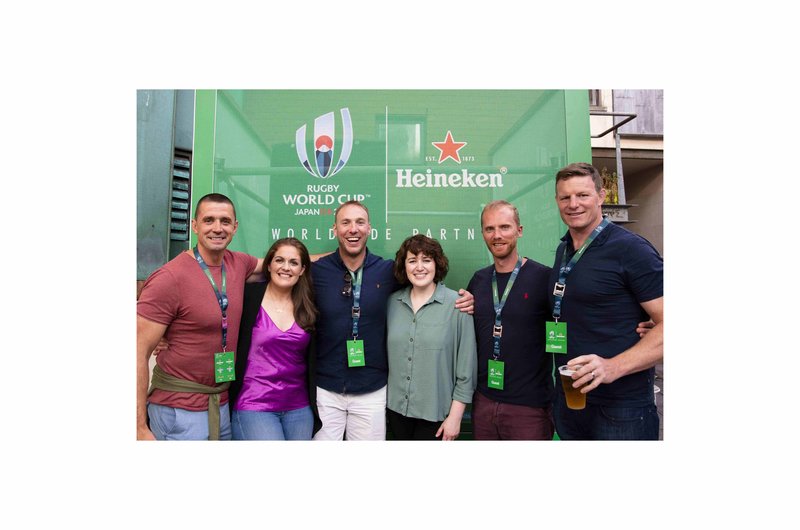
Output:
top-left (490, 257), bottom-right (523, 360)
top-left (193, 247), bottom-right (229, 350)
top-left (552, 218), bottom-right (609, 322)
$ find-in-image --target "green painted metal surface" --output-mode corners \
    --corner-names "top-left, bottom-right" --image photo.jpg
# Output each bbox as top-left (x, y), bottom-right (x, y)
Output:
top-left (191, 90), bottom-right (588, 289)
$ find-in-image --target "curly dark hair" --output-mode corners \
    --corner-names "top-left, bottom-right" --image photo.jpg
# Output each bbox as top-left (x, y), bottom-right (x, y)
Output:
top-left (393, 234), bottom-right (449, 286)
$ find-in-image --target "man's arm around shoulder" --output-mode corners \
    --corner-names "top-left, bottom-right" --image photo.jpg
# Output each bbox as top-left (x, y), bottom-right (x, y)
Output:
top-left (246, 257), bottom-right (266, 283)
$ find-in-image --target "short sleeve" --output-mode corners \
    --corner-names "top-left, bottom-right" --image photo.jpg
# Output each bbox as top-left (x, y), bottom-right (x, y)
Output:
top-left (137, 267), bottom-right (180, 326)
top-left (623, 236), bottom-right (663, 303)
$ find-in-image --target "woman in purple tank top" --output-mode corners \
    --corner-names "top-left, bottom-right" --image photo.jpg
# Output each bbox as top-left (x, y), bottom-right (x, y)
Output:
top-left (230, 238), bottom-right (319, 440)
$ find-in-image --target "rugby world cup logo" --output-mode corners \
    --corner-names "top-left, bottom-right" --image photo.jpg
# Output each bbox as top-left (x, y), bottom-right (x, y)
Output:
top-left (295, 108), bottom-right (353, 179)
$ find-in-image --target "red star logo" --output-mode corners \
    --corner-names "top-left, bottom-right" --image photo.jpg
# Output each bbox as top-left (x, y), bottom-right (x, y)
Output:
top-left (431, 130), bottom-right (467, 163)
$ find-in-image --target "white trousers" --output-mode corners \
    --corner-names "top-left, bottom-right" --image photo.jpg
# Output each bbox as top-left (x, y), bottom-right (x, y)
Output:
top-left (313, 385), bottom-right (387, 441)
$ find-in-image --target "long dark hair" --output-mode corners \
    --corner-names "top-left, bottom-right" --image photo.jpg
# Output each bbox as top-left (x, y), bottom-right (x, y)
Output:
top-left (264, 238), bottom-right (318, 332)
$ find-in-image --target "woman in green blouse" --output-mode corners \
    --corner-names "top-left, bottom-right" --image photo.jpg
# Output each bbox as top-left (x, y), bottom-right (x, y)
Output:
top-left (386, 234), bottom-right (477, 440)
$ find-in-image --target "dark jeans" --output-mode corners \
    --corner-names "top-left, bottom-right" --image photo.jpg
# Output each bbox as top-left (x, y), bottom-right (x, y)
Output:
top-left (553, 397), bottom-right (659, 440)
top-left (471, 391), bottom-right (554, 440)
top-left (387, 409), bottom-right (440, 440)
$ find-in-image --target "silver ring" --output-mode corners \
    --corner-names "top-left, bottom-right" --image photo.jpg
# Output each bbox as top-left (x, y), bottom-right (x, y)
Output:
top-left (591, 371), bottom-right (596, 379)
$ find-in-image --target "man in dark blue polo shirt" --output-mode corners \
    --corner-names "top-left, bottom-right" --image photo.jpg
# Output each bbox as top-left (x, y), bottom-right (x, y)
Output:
top-left (549, 163), bottom-right (663, 440)
top-left (312, 200), bottom-right (473, 440)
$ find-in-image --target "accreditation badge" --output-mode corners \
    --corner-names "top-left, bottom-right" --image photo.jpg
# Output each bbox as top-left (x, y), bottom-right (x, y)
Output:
top-left (347, 340), bottom-right (365, 367)
top-left (214, 351), bottom-right (236, 383)
top-left (488, 359), bottom-right (505, 390)
top-left (545, 321), bottom-right (568, 354)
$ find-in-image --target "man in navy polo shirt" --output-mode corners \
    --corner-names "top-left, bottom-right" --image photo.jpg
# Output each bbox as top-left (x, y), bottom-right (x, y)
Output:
top-left (311, 200), bottom-right (473, 440)
top-left (549, 163), bottom-right (663, 440)
top-left (467, 200), bottom-right (555, 440)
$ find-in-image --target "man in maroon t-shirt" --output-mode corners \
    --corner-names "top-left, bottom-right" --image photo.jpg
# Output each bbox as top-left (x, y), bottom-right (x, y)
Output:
top-left (137, 193), bottom-right (263, 440)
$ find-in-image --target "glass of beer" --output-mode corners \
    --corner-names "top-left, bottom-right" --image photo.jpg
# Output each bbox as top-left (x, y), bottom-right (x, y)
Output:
top-left (558, 365), bottom-right (586, 410)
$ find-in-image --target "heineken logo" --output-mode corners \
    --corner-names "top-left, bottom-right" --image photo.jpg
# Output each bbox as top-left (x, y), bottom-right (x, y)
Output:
top-left (431, 130), bottom-right (468, 163)
top-left (398, 129), bottom-right (503, 188)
